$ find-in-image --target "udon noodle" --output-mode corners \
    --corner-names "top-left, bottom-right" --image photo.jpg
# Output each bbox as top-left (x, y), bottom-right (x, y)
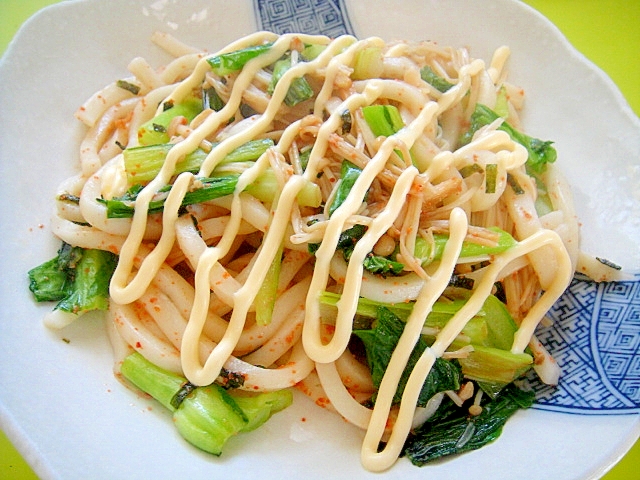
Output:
top-left (42, 31), bottom-right (621, 471)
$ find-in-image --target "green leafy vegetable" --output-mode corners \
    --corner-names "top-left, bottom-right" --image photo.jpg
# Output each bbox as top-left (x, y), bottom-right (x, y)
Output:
top-left (323, 290), bottom-right (532, 386)
top-left (309, 224), bottom-right (404, 276)
top-left (319, 290), bottom-right (467, 324)
top-left (460, 104), bottom-right (557, 174)
top-left (28, 243), bottom-right (117, 316)
top-left (403, 383), bottom-right (535, 465)
top-left (362, 104), bottom-right (421, 165)
top-left (207, 43), bottom-right (274, 76)
top-left (245, 168), bottom-right (322, 207)
top-left (232, 390), bottom-right (294, 432)
top-left (335, 224), bottom-right (367, 251)
top-left (298, 147), bottom-right (312, 171)
top-left (55, 249), bottom-right (117, 314)
top-left (124, 145), bottom-right (208, 185)
top-left (328, 160), bottom-right (363, 217)
top-left (203, 86), bottom-right (225, 111)
top-left (120, 352), bottom-right (292, 456)
top-left (354, 306), bottom-right (463, 406)
top-left (173, 384), bottom-right (249, 456)
top-left (28, 242), bottom-right (81, 302)
top-left (360, 254), bottom-right (405, 276)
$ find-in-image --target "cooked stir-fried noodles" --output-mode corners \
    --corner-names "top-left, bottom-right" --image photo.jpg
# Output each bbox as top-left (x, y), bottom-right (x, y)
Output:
top-left (39, 31), bottom-right (622, 471)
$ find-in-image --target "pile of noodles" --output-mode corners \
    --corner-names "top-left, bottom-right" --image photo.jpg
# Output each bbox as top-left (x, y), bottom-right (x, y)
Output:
top-left (46, 32), bottom-right (620, 471)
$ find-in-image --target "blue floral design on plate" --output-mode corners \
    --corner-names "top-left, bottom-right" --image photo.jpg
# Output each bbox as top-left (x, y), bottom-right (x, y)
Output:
top-left (529, 274), bottom-right (640, 414)
top-left (253, 0), bottom-right (354, 37)
top-left (253, 0), bottom-right (640, 416)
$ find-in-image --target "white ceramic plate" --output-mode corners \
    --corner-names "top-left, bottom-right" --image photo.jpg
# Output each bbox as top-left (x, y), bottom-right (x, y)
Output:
top-left (1, 1), bottom-right (639, 479)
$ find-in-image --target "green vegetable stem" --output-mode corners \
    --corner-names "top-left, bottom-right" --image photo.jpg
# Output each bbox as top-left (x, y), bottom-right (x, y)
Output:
top-left (267, 56), bottom-right (314, 107)
top-left (207, 43), bottom-right (274, 76)
top-left (120, 352), bottom-right (293, 456)
top-left (101, 169), bottom-right (321, 219)
top-left (123, 138), bottom-right (274, 185)
top-left (137, 98), bottom-right (203, 146)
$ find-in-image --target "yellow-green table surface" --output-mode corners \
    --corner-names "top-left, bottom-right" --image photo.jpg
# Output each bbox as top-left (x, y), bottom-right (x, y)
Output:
top-left (1, 1), bottom-right (638, 479)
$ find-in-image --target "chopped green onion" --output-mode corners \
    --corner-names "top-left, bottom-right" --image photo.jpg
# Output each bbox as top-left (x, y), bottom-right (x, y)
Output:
top-left (507, 173), bottom-right (525, 194)
top-left (485, 163), bottom-right (497, 193)
top-left (116, 79), bottom-right (140, 95)
top-left (459, 163), bottom-right (484, 178)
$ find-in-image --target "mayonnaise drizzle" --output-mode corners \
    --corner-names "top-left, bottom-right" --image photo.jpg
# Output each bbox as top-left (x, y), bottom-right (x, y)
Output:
top-left (361, 207), bottom-right (468, 471)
